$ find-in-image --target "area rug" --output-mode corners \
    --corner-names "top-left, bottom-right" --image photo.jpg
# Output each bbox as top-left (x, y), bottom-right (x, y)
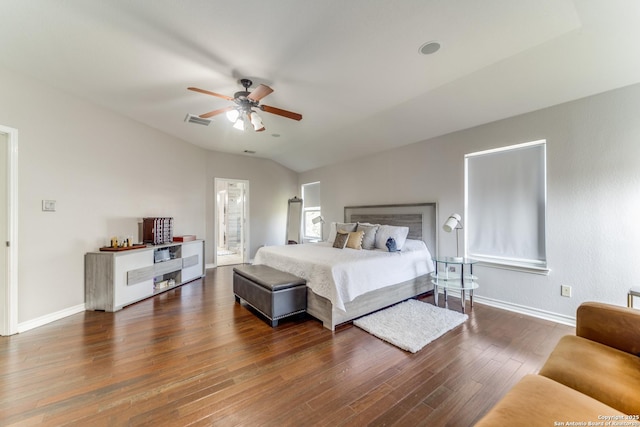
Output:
top-left (353, 299), bottom-right (468, 353)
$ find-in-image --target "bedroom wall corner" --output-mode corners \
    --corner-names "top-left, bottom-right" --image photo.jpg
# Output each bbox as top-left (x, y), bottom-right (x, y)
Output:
top-left (205, 153), bottom-right (298, 265)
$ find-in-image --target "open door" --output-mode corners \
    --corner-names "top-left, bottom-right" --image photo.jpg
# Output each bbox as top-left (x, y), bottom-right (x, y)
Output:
top-left (214, 178), bottom-right (249, 266)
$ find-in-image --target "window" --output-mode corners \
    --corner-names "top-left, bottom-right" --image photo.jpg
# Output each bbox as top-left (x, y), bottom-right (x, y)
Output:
top-left (302, 182), bottom-right (322, 240)
top-left (464, 140), bottom-right (547, 272)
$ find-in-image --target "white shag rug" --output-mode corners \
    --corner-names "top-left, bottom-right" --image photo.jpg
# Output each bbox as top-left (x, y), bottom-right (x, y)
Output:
top-left (353, 299), bottom-right (468, 353)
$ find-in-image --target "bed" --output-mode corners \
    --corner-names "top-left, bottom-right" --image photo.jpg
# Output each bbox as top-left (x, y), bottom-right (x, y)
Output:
top-left (253, 203), bottom-right (438, 330)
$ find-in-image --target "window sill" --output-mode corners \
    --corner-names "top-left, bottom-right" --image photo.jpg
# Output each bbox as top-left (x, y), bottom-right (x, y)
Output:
top-left (472, 257), bottom-right (550, 275)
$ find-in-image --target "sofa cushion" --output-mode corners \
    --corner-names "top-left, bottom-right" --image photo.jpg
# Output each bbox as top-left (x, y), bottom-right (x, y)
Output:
top-left (577, 301), bottom-right (640, 356)
top-left (539, 334), bottom-right (640, 415)
top-left (475, 375), bottom-right (625, 427)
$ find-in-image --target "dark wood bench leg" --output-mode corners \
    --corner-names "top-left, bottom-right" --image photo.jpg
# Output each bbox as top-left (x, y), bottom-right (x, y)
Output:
top-left (234, 295), bottom-right (241, 303)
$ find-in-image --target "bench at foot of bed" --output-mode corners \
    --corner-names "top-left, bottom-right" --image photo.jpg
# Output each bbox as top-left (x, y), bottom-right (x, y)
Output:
top-left (233, 265), bottom-right (307, 327)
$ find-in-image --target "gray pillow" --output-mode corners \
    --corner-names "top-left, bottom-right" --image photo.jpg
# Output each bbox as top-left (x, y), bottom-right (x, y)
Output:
top-left (356, 223), bottom-right (379, 250)
top-left (337, 222), bottom-right (357, 233)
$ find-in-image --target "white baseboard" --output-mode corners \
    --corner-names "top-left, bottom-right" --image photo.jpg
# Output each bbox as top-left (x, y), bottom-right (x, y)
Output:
top-left (474, 295), bottom-right (575, 326)
top-left (17, 303), bottom-right (86, 333)
top-left (436, 289), bottom-right (576, 327)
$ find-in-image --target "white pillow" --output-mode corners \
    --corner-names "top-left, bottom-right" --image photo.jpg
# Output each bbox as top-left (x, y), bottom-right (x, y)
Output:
top-left (328, 222), bottom-right (338, 243)
top-left (375, 225), bottom-right (410, 250)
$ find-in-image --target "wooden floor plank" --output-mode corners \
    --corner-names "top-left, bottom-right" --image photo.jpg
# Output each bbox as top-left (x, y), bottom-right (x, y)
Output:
top-left (0, 266), bottom-right (573, 426)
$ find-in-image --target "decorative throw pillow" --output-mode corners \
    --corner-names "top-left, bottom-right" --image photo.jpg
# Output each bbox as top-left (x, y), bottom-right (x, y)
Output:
top-left (328, 222), bottom-right (358, 243)
top-left (356, 223), bottom-right (379, 250)
top-left (346, 230), bottom-right (365, 250)
top-left (386, 237), bottom-right (400, 252)
top-left (375, 225), bottom-right (410, 250)
top-left (332, 231), bottom-right (349, 249)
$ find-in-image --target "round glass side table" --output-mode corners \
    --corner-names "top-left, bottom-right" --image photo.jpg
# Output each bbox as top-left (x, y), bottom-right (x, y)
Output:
top-left (431, 256), bottom-right (478, 313)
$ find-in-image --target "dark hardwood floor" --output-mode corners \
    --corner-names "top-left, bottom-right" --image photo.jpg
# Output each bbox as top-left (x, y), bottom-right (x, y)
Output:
top-left (0, 266), bottom-right (573, 426)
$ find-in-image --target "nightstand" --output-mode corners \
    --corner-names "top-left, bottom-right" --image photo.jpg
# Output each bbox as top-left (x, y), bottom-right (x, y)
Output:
top-left (431, 256), bottom-right (478, 313)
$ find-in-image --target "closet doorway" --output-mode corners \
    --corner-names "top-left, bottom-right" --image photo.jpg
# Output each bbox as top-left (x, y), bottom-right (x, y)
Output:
top-left (214, 178), bottom-right (249, 266)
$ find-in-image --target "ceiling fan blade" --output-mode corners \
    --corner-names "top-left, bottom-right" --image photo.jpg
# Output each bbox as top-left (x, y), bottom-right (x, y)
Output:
top-left (247, 84), bottom-right (274, 102)
top-left (199, 105), bottom-right (235, 118)
top-left (261, 105), bottom-right (303, 121)
top-left (188, 87), bottom-right (234, 101)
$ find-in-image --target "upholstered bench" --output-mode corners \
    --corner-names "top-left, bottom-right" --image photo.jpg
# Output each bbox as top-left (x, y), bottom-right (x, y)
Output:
top-left (233, 264), bottom-right (307, 327)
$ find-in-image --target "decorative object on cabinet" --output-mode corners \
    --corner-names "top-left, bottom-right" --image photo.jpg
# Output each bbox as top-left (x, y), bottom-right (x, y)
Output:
top-left (173, 235), bottom-right (196, 242)
top-left (142, 217), bottom-right (174, 244)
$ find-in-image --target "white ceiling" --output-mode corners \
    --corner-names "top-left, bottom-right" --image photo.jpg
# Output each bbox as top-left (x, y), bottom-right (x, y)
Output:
top-left (2, 1), bottom-right (640, 172)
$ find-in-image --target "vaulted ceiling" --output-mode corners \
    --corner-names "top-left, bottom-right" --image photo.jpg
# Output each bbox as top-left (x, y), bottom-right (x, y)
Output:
top-left (2, 1), bottom-right (640, 172)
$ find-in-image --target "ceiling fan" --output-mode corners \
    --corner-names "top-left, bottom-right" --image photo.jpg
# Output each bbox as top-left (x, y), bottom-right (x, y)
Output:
top-left (187, 79), bottom-right (302, 132)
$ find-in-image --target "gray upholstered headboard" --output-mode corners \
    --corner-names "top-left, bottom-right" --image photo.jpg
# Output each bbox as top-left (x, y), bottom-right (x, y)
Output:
top-left (344, 203), bottom-right (437, 255)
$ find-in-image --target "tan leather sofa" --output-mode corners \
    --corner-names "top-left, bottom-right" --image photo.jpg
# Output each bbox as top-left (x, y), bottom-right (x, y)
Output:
top-left (476, 302), bottom-right (640, 426)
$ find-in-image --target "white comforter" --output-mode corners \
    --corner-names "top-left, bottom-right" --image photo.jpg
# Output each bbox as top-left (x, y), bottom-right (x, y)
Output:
top-left (253, 239), bottom-right (434, 312)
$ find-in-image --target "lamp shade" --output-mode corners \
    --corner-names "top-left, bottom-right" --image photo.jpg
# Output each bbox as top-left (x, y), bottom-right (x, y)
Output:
top-left (226, 109), bottom-right (240, 122)
top-left (232, 116), bottom-right (245, 130)
top-left (250, 112), bottom-right (265, 132)
top-left (443, 213), bottom-right (461, 232)
top-left (312, 215), bottom-right (325, 225)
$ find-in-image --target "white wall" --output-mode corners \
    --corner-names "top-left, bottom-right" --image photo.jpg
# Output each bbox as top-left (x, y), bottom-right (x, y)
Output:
top-left (299, 83), bottom-right (640, 323)
top-left (4, 59), bottom-right (638, 329)
top-left (204, 154), bottom-right (298, 263)
top-left (0, 66), bottom-right (297, 329)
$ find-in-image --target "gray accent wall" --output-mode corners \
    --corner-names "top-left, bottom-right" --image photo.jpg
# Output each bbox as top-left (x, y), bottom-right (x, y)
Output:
top-left (299, 83), bottom-right (640, 323)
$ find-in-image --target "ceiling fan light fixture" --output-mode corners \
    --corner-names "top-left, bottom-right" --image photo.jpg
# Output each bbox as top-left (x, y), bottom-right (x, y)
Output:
top-left (232, 115), bottom-right (245, 131)
top-left (250, 112), bottom-right (265, 132)
top-left (226, 109), bottom-right (240, 123)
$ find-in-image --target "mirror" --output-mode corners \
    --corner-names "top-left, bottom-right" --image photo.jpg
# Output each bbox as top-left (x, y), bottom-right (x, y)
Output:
top-left (286, 196), bottom-right (303, 244)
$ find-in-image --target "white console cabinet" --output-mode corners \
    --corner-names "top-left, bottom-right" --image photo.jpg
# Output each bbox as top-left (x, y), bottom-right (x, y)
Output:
top-left (85, 240), bottom-right (205, 312)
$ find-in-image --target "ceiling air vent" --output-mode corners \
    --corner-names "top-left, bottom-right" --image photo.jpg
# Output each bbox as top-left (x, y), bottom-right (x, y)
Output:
top-left (184, 114), bottom-right (212, 126)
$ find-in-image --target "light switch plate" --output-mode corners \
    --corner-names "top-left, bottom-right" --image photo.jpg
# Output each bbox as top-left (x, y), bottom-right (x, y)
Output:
top-left (42, 200), bottom-right (56, 212)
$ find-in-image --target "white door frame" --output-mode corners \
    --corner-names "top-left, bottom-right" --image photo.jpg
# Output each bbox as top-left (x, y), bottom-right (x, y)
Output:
top-left (213, 178), bottom-right (249, 267)
top-left (1, 125), bottom-right (18, 336)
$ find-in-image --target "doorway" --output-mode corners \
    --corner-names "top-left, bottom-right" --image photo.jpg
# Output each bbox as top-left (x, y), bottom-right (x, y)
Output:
top-left (214, 178), bottom-right (249, 266)
top-left (1, 125), bottom-right (18, 336)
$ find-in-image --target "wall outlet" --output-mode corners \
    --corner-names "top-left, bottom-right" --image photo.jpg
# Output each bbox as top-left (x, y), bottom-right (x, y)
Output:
top-left (561, 285), bottom-right (572, 298)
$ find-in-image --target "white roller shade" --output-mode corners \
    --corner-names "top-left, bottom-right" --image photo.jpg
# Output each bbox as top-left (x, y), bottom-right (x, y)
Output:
top-left (465, 140), bottom-right (547, 268)
top-left (302, 182), bottom-right (321, 208)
